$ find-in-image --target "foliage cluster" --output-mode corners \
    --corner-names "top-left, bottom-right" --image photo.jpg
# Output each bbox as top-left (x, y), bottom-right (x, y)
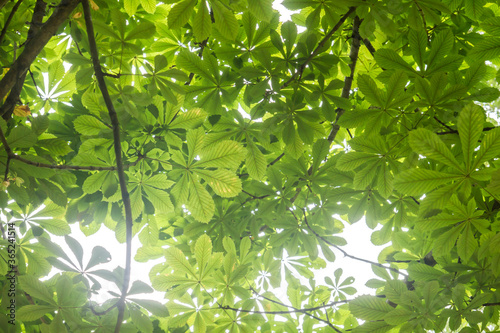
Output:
top-left (1, 0), bottom-right (500, 332)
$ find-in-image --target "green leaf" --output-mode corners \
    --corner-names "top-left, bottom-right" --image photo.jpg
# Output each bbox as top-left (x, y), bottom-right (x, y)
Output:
top-left (349, 295), bottom-right (393, 321)
top-left (124, 0), bottom-right (139, 16)
top-left (125, 21), bottom-right (156, 40)
top-left (473, 128), bottom-right (500, 168)
top-left (176, 51), bottom-right (215, 83)
top-left (38, 219), bottom-right (71, 236)
top-left (143, 186), bottom-right (174, 212)
top-left (248, 0), bottom-right (274, 21)
top-left (212, 0), bottom-right (239, 40)
top-left (65, 235), bottom-right (84, 269)
top-left (457, 223), bottom-right (477, 262)
top-left (196, 140), bottom-right (246, 170)
top-left (16, 305), bottom-right (56, 322)
top-left (74, 115), bottom-right (108, 136)
top-left (195, 234), bottom-right (212, 274)
top-left (193, 1), bottom-right (212, 42)
top-left (468, 37), bottom-right (500, 63)
top-left (357, 74), bottom-right (383, 106)
top-left (195, 169), bottom-right (242, 197)
top-left (409, 128), bottom-right (463, 171)
top-left (86, 246), bottom-right (112, 270)
top-left (165, 247), bottom-right (197, 277)
top-left (140, 0), bottom-right (156, 13)
top-left (458, 104), bottom-right (483, 171)
top-left (7, 126), bottom-right (37, 148)
top-left (168, 0), bottom-right (196, 29)
top-left (384, 308), bottom-right (414, 325)
top-left (187, 175), bottom-right (215, 223)
top-left (245, 140), bottom-right (266, 180)
top-left (18, 276), bottom-right (55, 305)
top-left (408, 28), bottom-right (427, 70)
top-left (481, 17), bottom-right (500, 36)
top-left (82, 171), bottom-right (109, 194)
top-left (394, 169), bottom-right (459, 195)
top-left (407, 263), bottom-right (444, 281)
top-left (374, 49), bottom-right (415, 73)
top-left (428, 29), bottom-right (454, 66)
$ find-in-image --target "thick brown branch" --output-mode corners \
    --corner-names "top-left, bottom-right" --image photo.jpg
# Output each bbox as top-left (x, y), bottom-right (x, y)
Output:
top-left (0, 0), bottom-right (10, 11)
top-left (362, 38), bottom-right (376, 56)
top-left (0, 0), bottom-right (23, 46)
top-left (0, 0), bottom-right (79, 105)
top-left (1, 0), bottom-right (70, 120)
top-left (280, 7), bottom-right (356, 90)
top-left (81, 2), bottom-right (133, 333)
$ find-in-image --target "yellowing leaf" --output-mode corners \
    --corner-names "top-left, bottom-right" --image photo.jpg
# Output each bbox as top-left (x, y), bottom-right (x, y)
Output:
top-left (140, 0), bottom-right (156, 13)
top-left (187, 175), bottom-right (214, 223)
top-left (194, 169), bottom-right (242, 197)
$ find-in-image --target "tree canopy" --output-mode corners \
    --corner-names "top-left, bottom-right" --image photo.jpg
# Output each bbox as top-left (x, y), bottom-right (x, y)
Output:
top-left (2, 0), bottom-right (500, 332)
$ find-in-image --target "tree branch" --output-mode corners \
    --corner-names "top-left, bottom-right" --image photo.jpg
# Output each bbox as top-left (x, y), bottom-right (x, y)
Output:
top-left (362, 37), bottom-right (376, 56)
top-left (0, 125), bottom-right (143, 171)
top-left (0, 0), bottom-right (80, 113)
top-left (0, 0), bottom-right (23, 46)
top-left (327, 15), bottom-right (361, 143)
top-left (300, 209), bottom-right (409, 277)
top-left (1, 0), bottom-right (49, 120)
top-left (0, 0), bottom-right (10, 11)
top-left (81, 2), bottom-right (133, 332)
top-left (280, 7), bottom-right (356, 90)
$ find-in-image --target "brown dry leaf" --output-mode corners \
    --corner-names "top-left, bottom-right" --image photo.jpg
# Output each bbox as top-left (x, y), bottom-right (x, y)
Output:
top-left (90, 0), bottom-right (99, 10)
top-left (13, 105), bottom-right (31, 117)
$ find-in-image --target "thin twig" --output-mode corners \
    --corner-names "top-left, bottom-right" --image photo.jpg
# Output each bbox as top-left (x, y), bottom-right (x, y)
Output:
top-left (289, 16), bottom-right (362, 204)
top-left (327, 15), bottom-right (361, 143)
top-left (0, 127), bottom-right (143, 170)
top-left (81, 2), bottom-right (134, 332)
top-left (362, 38), bottom-right (376, 56)
top-left (0, 0), bottom-right (23, 46)
top-left (280, 7), bottom-right (356, 90)
top-left (299, 208), bottom-right (409, 277)
top-left (28, 68), bottom-right (43, 100)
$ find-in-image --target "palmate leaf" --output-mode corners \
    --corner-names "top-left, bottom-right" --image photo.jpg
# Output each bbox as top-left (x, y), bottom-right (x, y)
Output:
top-left (458, 104), bottom-right (483, 171)
top-left (409, 128), bottom-right (463, 171)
